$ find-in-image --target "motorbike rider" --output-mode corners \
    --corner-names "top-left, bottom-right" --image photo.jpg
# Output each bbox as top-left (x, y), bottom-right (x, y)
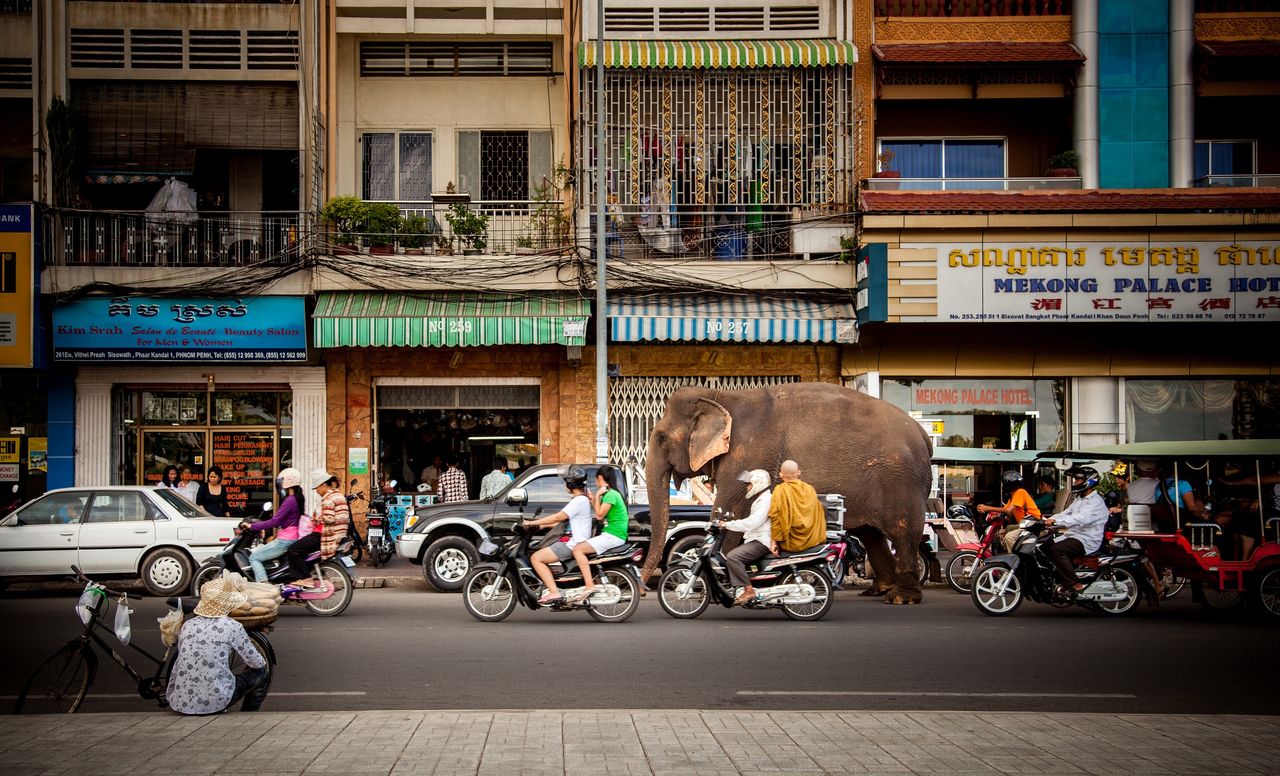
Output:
top-left (769, 460), bottom-right (825, 553)
top-left (567, 465), bottom-right (631, 604)
top-left (1043, 466), bottom-right (1109, 597)
top-left (285, 470), bottom-right (350, 585)
top-left (977, 470), bottom-right (1041, 553)
top-left (240, 467), bottom-right (305, 582)
top-left (523, 465), bottom-right (594, 606)
top-left (716, 469), bottom-right (775, 606)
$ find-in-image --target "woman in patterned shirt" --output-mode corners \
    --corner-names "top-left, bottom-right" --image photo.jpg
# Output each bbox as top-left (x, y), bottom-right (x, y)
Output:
top-left (166, 577), bottom-right (269, 715)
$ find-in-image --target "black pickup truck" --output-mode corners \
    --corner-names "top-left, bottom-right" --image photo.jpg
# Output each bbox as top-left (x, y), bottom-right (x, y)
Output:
top-left (394, 464), bottom-right (711, 592)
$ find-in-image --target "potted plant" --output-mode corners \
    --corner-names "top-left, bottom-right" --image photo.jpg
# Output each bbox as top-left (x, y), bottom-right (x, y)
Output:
top-left (364, 202), bottom-right (403, 255)
top-left (1046, 149), bottom-right (1079, 177)
top-left (528, 161), bottom-right (573, 251)
top-left (514, 234), bottom-right (536, 255)
top-left (872, 149), bottom-right (900, 190)
top-left (399, 214), bottom-right (431, 255)
top-left (433, 235), bottom-right (453, 256)
top-left (320, 196), bottom-right (368, 253)
top-left (444, 202), bottom-right (489, 256)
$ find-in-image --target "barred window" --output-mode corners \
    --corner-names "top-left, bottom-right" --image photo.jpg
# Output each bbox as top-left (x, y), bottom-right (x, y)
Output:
top-left (456, 130), bottom-right (552, 202)
top-left (360, 41), bottom-right (554, 77)
top-left (362, 131), bottom-right (433, 201)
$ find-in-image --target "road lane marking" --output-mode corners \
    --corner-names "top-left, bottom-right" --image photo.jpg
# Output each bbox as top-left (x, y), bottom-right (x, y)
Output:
top-left (737, 691), bottom-right (1137, 699)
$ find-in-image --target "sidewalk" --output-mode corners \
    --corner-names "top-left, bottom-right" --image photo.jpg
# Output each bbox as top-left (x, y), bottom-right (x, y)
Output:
top-left (351, 555), bottom-right (426, 590)
top-left (3, 709), bottom-right (1276, 775)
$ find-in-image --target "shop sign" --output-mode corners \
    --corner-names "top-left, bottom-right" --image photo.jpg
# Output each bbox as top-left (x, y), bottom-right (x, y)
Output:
top-left (53, 296), bottom-right (308, 361)
top-left (211, 431), bottom-right (275, 516)
top-left (0, 463), bottom-right (18, 481)
top-left (913, 241), bottom-right (1280, 323)
top-left (0, 437), bottom-right (18, 463)
top-left (908, 380), bottom-right (1037, 414)
top-left (0, 204), bottom-right (34, 368)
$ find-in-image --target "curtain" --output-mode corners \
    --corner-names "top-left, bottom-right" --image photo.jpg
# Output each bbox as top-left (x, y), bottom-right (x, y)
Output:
top-left (1126, 380), bottom-right (1236, 415)
top-left (882, 141), bottom-right (940, 178)
top-left (944, 140), bottom-right (1003, 178)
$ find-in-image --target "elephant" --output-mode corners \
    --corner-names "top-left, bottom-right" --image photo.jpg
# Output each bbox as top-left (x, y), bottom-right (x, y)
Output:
top-left (641, 382), bottom-right (933, 604)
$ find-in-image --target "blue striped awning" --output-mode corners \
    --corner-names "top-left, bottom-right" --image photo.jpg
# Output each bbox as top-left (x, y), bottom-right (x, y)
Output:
top-left (608, 295), bottom-right (857, 343)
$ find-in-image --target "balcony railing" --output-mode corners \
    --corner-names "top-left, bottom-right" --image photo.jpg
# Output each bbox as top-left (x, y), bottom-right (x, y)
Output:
top-left (874, 0), bottom-right (1071, 15)
top-left (49, 209), bottom-right (309, 267)
top-left (863, 176), bottom-right (1083, 191)
top-left (587, 205), bottom-right (821, 261)
top-left (367, 201), bottom-right (566, 255)
top-left (1195, 174), bottom-right (1280, 188)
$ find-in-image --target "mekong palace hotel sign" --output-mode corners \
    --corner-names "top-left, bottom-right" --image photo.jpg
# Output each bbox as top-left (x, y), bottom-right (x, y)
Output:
top-left (911, 240), bottom-right (1280, 322)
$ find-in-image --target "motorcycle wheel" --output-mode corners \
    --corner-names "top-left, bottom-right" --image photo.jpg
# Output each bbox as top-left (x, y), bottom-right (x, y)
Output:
top-left (657, 566), bottom-right (710, 619)
top-left (971, 564), bottom-right (1022, 616)
top-left (189, 562), bottom-right (224, 597)
top-left (1197, 582), bottom-right (1246, 611)
top-left (369, 536), bottom-right (382, 569)
top-left (462, 568), bottom-right (517, 622)
top-left (1093, 567), bottom-right (1140, 616)
top-left (587, 569), bottom-right (641, 624)
top-left (304, 562), bottom-right (353, 617)
top-left (781, 568), bottom-right (834, 621)
top-left (348, 541), bottom-right (364, 565)
top-left (1159, 567), bottom-right (1187, 599)
top-left (944, 551), bottom-right (979, 594)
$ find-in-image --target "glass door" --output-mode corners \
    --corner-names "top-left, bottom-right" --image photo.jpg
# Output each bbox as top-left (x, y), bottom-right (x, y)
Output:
top-left (141, 431), bottom-right (207, 487)
top-left (211, 430), bottom-right (278, 519)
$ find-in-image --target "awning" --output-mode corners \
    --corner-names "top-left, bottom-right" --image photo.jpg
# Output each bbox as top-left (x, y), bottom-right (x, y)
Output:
top-left (609, 295), bottom-right (857, 343)
top-left (313, 293), bottom-right (590, 348)
top-left (578, 40), bottom-right (856, 69)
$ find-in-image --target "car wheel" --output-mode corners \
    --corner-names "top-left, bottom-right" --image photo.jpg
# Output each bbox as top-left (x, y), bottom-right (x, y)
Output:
top-left (421, 536), bottom-right (479, 593)
top-left (141, 548), bottom-right (193, 597)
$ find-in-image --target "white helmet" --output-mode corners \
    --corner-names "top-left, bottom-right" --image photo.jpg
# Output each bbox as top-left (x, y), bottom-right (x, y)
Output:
top-left (308, 469), bottom-right (337, 490)
top-left (737, 469), bottom-right (772, 499)
top-left (276, 467), bottom-right (302, 491)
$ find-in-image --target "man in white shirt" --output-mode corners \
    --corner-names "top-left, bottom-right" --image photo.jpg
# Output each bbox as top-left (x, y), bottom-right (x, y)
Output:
top-left (717, 469), bottom-right (775, 606)
top-left (478, 457), bottom-right (510, 500)
top-left (1044, 466), bottom-right (1109, 596)
top-left (1125, 460), bottom-right (1160, 505)
top-left (522, 466), bottom-right (594, 606)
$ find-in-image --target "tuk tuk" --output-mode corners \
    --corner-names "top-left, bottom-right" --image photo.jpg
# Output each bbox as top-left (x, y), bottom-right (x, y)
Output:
top-left (1042, 440), bottom-right (1280, 618)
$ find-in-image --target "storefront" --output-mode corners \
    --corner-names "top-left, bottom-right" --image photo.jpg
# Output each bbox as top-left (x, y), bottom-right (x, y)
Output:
top-left (52, 295), bottom-right (324, 509)
top-left (312, 292), bottom-right (591, 501)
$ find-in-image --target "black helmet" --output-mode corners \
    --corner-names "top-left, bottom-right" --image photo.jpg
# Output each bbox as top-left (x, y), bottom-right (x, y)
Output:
top-left (1065, 465), bottom-right (1099, 495)
top-left (946, 503), bottom-right (975, 522)
top-left (1001, 470), bottom-right (1023, 485)
top-left (562, 465), bottom-right (588, 489)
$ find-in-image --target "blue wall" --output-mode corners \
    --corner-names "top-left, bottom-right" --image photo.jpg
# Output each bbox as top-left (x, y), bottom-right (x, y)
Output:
top-left (1098, 0), bottom-right (1169, 189)
top-left (46, 374), bottom-right (75, 489)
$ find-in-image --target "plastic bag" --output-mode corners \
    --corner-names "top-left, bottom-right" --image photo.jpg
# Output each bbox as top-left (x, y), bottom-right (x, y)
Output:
top-left (76, 583), bottom-right (106, 625)
top-left (298, 513), bottom-right (314, 538)
top-left (113, 595), bottom-right (133, 644)
top-left (158, 602), bottom-right (184, 649)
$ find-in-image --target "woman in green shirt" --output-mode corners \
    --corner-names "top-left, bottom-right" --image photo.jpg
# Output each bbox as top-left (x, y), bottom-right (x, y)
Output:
top-left (568, 465), bottom-right (631, 603)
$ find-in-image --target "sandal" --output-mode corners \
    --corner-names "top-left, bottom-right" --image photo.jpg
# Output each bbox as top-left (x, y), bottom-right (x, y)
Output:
top-left (536, 592), bottom-right (563, 606)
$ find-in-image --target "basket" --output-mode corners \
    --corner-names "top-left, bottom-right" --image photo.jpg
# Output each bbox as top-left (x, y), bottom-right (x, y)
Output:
top-left (229, 610), bottom-right (278, 630)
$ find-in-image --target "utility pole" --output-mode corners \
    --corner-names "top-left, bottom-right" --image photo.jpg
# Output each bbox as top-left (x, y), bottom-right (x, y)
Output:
top-left (593, 0), bottom-right (609, 465)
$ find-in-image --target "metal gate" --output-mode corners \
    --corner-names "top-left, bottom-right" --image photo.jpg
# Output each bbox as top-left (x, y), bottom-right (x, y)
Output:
top-left (608, 375), bottom-right (799, 470)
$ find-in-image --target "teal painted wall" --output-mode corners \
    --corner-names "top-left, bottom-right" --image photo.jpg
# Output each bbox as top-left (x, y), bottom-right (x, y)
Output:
top-left (1098, 0), bottom-right (1169, 188)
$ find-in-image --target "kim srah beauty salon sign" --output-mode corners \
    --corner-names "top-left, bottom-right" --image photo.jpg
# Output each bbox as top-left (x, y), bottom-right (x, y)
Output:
top-left (917, 241), bottom-right (1280, 322)
top-left (54, 296), bottom-right (307, 361)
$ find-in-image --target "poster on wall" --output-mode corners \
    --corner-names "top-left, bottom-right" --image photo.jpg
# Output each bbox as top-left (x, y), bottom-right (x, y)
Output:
top-left (53, 296), bottom-right (308, 361)
top-left (348, 447), bottom-right (369, 476)
top-left (27, 438), bottom-right (46, 473)
top-left (0, 204), bottom-right (34, 368)
top-left (0, 437), bottom-right (18, 463)
top-left (907, 240), bottom-right (1280, 323)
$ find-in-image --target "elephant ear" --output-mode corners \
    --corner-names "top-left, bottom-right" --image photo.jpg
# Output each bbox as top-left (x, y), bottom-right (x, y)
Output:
top-left (688, 398), bottom-right (732, 472)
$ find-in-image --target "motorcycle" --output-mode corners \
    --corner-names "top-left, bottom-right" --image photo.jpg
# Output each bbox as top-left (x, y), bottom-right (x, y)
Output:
top-left (364, 487), bottom-right (395, 568)
top-left (970, 517), bottom-right (1154, 617)
top-left (657, 510), bottom-right (840, 621)
top-left (943, 504), bottom-right (1010, 593)
top-left (344, 484), bottom-right (367, 563)
top-left (190, 504), bottom-right (356, 617)
top-left (461, 510), bottom-right (644, 623)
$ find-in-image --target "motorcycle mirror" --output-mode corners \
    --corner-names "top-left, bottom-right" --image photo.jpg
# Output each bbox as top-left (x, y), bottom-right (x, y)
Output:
top-left (349, 478), bottom-right (357, 487)
top-left (9, 484), bottom-right (17, 494)
top-left (388, 479), bottom-right (398, 489)
top-left (417, 483), bottom-right (430, 493)
top-left (261, 502), bottom-right (272, 512)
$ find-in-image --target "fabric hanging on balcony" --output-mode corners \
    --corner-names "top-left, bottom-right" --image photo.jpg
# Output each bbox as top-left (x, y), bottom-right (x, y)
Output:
top-left (578, 40), bottom-right (857, 69)
top-left (608, 295), bottom-right (857, 343)
top-left (313, 292), bottom-right (590, 348)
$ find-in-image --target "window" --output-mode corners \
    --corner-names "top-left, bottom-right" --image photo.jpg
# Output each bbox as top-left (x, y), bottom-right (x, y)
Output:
top-left (362, 132), bottom-right (432, 201)
top-left (87, 492), bottom-right (152, 523)
top-left (878, 138), bottom-right (1006, 189)
top-left (360, 42), bottom-right (554, 77)
top-left (1194, 140), bottom-right (1255, 185)
top-left (457, 131), bottom-right (552, 201)
top-left (1125, 379), bottom-right (1280, 442)
top-left (14, 492), bottom-right (88, 526)
top-left (522, 474), bottom-right (572, 504)
top-left (154, 489), bottom-right (207, 519)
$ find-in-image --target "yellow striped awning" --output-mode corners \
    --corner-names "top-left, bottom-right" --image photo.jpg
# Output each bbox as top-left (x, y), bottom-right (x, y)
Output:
top-left (578, 40), bottom-right (857, 69)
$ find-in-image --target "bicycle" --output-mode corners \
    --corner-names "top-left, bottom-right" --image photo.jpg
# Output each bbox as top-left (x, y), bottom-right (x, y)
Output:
top-left (14, 564), bottom-right (275, 714)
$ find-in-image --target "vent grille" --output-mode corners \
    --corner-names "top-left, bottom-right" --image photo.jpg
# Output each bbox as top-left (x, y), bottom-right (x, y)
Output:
top-left (769, 7), bottom-right (821, 30)
top-left (130, 29), bottom-right (183, 69)
top-left (360, 41), bottom-right (554, 77)
top-left (604, 3), bottom-right (822, 35)
top-left (70, 29), bottom-right (125, 69)
top-left (0, 57), bottom-right (32, 89)
top-left (189, 30), bottom-right (241, 70)
top-left (247, 30), bottom-right (299, 70)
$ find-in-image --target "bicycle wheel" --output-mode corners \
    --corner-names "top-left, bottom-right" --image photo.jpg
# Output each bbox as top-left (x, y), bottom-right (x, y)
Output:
top-left (15, 642), bottom-right (95, 714)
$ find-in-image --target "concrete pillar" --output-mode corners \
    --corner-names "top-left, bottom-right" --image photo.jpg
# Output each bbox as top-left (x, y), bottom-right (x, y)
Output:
top-left (1169, 0), bottom-right (1196, 188)
top-left (1071, 377), bottom-right (1122, 449)
top-left (74, 379), bottom-right (112, 487)
top-left (1072, 0), bottom-right (1100, 189)
top-left (290, 371), bottom-right (328, 514)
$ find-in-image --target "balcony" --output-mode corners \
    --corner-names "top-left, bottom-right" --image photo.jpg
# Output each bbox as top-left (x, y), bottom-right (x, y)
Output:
top-left (1195, 174), bottom-right (1280, 188)
top-left (863, 176), bottom-right (1083, 191)
top-left (47, 209), bottom-right (309, 267)
top-left (873, 0), bottom-right (1071, 16)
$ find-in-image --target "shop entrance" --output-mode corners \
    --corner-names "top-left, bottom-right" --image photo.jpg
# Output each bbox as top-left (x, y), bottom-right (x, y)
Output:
top-left (374, 380), bottom-right (540, 499)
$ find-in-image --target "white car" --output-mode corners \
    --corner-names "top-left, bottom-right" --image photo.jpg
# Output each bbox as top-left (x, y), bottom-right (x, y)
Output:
top-left (0, 486), bottom-right (242, 596)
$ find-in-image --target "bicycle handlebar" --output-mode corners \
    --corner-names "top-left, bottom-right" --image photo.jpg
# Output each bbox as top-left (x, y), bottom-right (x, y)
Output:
top-left (70, 564), bottom-right (143, 600)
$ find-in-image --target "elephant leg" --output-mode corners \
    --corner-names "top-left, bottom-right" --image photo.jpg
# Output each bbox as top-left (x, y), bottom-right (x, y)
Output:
top-left (853, 527), bottom-right (895, 596)
top-left (883, 518), bottom-right (924, 605)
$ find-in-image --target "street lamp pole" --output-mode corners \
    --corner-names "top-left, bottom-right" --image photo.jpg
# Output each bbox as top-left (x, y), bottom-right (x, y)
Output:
top-left (594, 0), bottom-right (608, 464)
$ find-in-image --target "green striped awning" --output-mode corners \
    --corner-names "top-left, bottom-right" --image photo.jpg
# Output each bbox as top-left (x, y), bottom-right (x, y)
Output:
top-left (313, 293), bottom-right (590, 348)
top-left (578, 40), bottom-right (857, 69)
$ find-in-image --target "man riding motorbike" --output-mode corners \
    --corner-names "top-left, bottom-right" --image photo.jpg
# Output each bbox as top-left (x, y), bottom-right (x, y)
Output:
top-left (716, 469), bottom-right (775, 606)
top-left (1043, 466), bottom-right (1109, 597)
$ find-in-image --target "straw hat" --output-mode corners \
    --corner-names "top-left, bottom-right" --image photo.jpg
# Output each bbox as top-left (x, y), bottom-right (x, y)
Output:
top-left (193, 577), bottom-right (248, 618)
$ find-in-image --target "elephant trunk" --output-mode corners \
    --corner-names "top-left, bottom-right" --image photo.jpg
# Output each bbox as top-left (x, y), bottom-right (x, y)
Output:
top-left (639, 443), bottom-right (672, 585)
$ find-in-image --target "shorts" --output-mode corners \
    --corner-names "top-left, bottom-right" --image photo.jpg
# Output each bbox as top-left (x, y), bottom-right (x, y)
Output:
top-left (551, 541), bottom-right (576, 562)
top-left (585, 533), bottom-right (625, 554)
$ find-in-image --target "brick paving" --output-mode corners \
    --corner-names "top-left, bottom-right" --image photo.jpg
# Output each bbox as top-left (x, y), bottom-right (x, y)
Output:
top-left (1, 710), bottom-right (1276, 775)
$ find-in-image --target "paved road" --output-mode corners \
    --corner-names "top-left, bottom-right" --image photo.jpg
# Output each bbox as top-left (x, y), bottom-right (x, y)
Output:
top-left (3, 584), bottom-right (1276, 715)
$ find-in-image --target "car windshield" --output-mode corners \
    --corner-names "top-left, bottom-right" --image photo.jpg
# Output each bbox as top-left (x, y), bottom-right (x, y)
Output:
top-left (152, 488), bottom-right (209, 518)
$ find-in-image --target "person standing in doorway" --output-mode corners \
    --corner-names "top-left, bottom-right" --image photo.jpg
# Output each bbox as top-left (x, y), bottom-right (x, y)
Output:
top-left (196, 466), bottom-right (229, 517)
top-left (478, 457), bottom-right (510, 500)
top-left (437, 457), bottom-right (469, 503)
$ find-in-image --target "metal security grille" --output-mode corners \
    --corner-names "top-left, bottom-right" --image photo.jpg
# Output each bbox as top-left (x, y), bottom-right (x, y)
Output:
top-left (579, 67), bottom-right (855, 208)
top-left (604, 3), bottom-right (822, 36)
top-left (69, 28), bottom-right (297, 73)
top-left (360, 41), bottom-right (554, 77)
top-left (608, 375), bottom-right (799, 468)
top-left (378, 385), bottom-right (540, 410)
top-left (480, 132), bottom-right (529, 201)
